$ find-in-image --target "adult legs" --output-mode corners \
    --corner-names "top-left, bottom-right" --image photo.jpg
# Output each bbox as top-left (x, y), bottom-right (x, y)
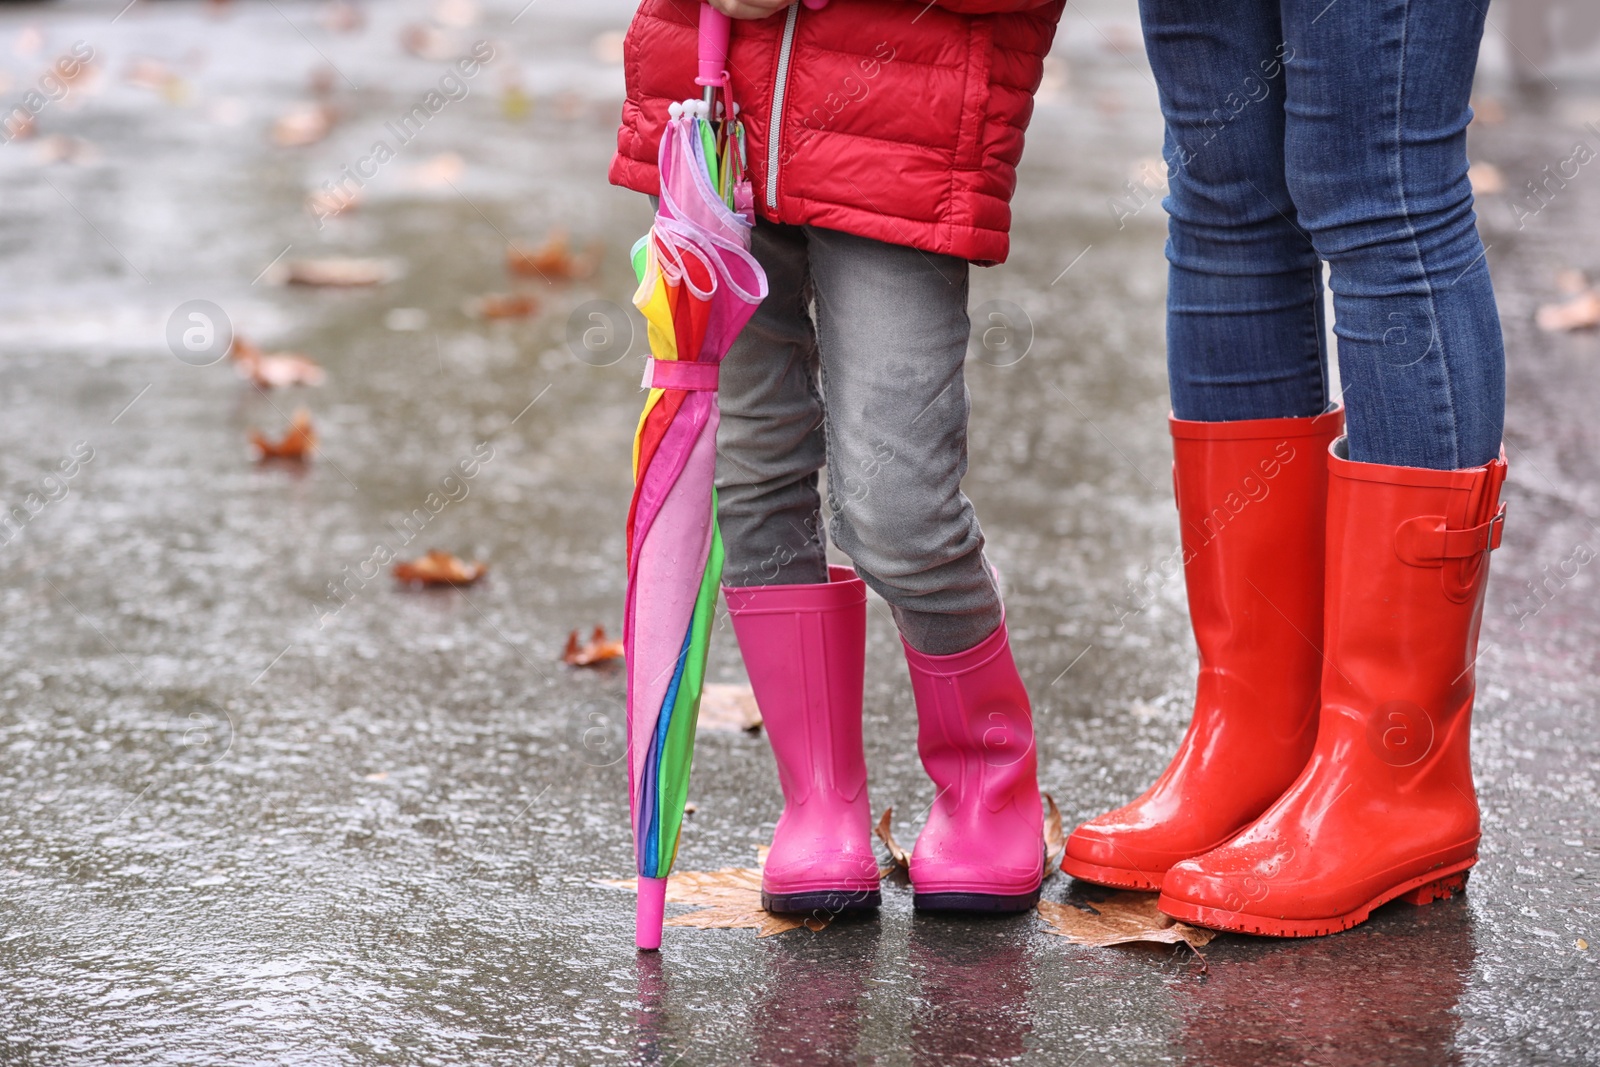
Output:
top-left (1280, 0), bottom-right (1505, 469)
top-left (1141, 0), bottom-right (1329, 422)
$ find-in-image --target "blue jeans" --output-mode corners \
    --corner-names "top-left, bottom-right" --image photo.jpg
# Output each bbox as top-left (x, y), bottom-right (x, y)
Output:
top-left (1141, 0), bottom-right (1506, 470)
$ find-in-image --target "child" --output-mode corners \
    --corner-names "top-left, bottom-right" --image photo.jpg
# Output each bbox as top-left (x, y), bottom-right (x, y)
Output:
top-left (612, 0), bottom-right (1065, 913)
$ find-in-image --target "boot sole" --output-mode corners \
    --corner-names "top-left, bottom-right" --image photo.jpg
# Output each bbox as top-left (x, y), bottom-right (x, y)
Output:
top-left (1157, 857), bottom-right (1475, 938)
top-left (762, 888), bottom-right (881, 916)
top-left (1057, 854), bottom-right (1164, 892)
top-left (913, 888), bottom-right (1042, 914)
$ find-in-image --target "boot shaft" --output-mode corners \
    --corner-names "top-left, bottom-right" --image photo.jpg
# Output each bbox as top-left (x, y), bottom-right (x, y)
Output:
top-left (902, 620), bottom-right (1039, 818)
top-left (1321, 440), bottom-right (1507, 778)
top-left (725, 566), bottom-right (867, 805)
top-left (1170, 408), bottom-right (1344, 689)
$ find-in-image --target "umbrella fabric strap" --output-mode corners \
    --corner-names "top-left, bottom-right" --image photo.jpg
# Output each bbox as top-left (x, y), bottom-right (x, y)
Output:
top-left (642, 359), bottom-right (719, 392)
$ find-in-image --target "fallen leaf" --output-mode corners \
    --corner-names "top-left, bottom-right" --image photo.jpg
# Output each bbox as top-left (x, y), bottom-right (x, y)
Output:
top-left (1536, 289), bottom-right (1600, 332)
top-left (250, 408), bottom-right (317, 461)
top-left (697, 683), bottom-right (761, 732)
top-left (1038, 891), bottom-right (1216, 951)
top-left (501, 83), bottom-right (532, 121)
top-left (392, 550), bottom-right (488, 586)
top-left (432, 0), bottom-right (479, 28)
top-left (319, 0), bottom-right (366, 32)
top-left (124, 57), bottom-right (179, 93)
top-left (230, 336), bottom-right (326, 388)
top-left (35, 135), bottom-right (97, 166)
top-left (1467, 161), bottom-right (1505, 195)
top-left (405, 150), bottom-right (466, 189)
top-left (306, 184), bottom-right (361, 221)
top-left (400, 23), bottom-right (459, 61)
top-left (603, 861), bottom-right (829, 938)
top-left (506, 231), bottom-right (600, 281)
top-left (284, 257), bottom-right (399, 287)
top-left (874, 807), bottom-right (910, 874)
top-left (364, 771), bottom-right (388, 781)
top-left (562, 626), bottom-right (623, 667)
top-left (591, 30), bottom-right (626, 64)
top-left (272, 102), bottom-right (335, 147)
top-left (1578, 938), bottom-right (1589, 951)
top-left (1044, 793), bottom-right (1065, 874)
top-left (1556, 269), bottom-right (1590, 296)
top-left (683, 801), bottom-right (697, 815)
top-left (465, 292), bottom-right (539, 320)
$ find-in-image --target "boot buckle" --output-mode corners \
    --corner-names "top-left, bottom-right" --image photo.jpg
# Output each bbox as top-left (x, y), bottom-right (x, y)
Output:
top-left (1395, 503), bottom-right (1507, 566)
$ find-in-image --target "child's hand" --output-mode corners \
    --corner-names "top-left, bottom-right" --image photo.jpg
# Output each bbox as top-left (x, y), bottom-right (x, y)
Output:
top-left (708, 0), bottom-right (792, 19)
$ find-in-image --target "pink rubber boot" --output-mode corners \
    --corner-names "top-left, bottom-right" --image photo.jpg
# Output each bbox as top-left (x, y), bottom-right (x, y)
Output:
top-left (902, 618), bottom-right (1044, 912)
top-left (725, 566), bottom-right (881, 914)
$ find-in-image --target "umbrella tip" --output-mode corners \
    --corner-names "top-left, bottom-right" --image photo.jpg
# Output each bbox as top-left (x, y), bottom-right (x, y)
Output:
top-left (636, 875), bottom-right (667, 951)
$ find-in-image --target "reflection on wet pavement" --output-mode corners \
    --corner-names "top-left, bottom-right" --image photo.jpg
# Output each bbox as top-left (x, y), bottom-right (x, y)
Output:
top-left (0, 0), bottom-right (1595, 1064)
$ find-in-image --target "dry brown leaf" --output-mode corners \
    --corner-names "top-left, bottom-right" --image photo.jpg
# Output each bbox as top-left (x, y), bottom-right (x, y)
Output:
top-left (1043, 793), bottom-right (1065, 875)
top-left (562, 626), bottom-right (623, 667)
top-left (319, 0), bottom-right (366, 32)
top-left (466, 292), bottom-right (539, 320)
top-left (249, 408), bottom-right (317, 461)
top-left (1536, 289), bottom-right (1600, 333)
top-left (433, 0), bottom-right (479, 28)
top-left (506, 231), bottom-right (600, 281)
top-left (405, 151), bottom-right (465, 189)
top-left (230, 336), bottom-right (326, 388)
top-left (124, 57), bottom-right (179, 92)
top-left (284, 257), bottom-right (398, 287)
top-left (1556, 269), bottom-right (1590, 296)
top-left (697, 683), bottom-right (761, 733)
top-left (591, 30), bottom-right (626, 64)
top-left (1467, 161), bottom-right (1506, 195)
top-left (1038, 891), bottom-right (1217, 951)
top-left (874, 807), bottom-right (910, 874)
top-left (392, 549), bottom-right (487, 586)
top-left (400, 23), bottom-right (459, 61)
top-left (603, 864), bottom-right (829, 938)
top-left (272, 102), bottom-right (335, 147)
top-left (35, 135), bottom-right (97, 166)
top-left (307, 184), bottom-right (361, 221)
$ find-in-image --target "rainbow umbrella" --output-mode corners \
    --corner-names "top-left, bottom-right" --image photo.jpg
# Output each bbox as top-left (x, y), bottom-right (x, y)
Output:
top-left (626, 7), bottom-right (766, 952)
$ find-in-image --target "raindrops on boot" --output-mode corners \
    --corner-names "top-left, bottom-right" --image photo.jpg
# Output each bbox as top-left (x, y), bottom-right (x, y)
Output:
top-left (1158, 439), bottom-right (1507, 937)
top-left (1063, 408), bottom-right (1344, 889)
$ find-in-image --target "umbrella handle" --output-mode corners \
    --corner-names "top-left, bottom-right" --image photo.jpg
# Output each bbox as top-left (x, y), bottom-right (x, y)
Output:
top-left (636, 875), bottom-right (668, 951)
top-left (696, 6), bottom-right (731, 90)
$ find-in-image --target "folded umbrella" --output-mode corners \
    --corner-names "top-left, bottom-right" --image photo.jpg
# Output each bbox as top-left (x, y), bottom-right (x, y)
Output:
top-left (625, 5), bottom-right (768, 952)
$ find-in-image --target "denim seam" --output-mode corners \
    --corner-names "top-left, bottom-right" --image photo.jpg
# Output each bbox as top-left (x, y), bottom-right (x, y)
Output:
top-left (1392, 0), bottom-right (1462, 469)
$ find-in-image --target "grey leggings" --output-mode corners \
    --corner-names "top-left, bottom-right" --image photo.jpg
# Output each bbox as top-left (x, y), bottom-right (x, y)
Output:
top-left (715, 221), bottom-right (1002, 656)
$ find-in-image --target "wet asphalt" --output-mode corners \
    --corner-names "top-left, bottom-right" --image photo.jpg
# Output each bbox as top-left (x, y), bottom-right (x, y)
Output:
top-left (0, 1), bottom-right (1596, 1064)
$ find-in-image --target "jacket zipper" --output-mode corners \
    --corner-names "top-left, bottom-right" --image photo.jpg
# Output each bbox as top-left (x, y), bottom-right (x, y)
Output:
top-left (765, 3), bottom-right (800, 210)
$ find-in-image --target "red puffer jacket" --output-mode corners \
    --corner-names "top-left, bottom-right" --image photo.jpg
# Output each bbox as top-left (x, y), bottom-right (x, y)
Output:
top-left (610, 0), bottom-right (1064, 265)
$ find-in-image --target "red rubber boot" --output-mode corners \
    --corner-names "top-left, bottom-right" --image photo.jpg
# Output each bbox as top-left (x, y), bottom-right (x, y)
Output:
top-left (1159, 439), bottom-right (1507, 936)
top-left (1062, 407), bottom-right (1344, 889)
top-left (903, 618), bottom-right (1044, 912)
top-left (725, 566), bottom-right (881, 915)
